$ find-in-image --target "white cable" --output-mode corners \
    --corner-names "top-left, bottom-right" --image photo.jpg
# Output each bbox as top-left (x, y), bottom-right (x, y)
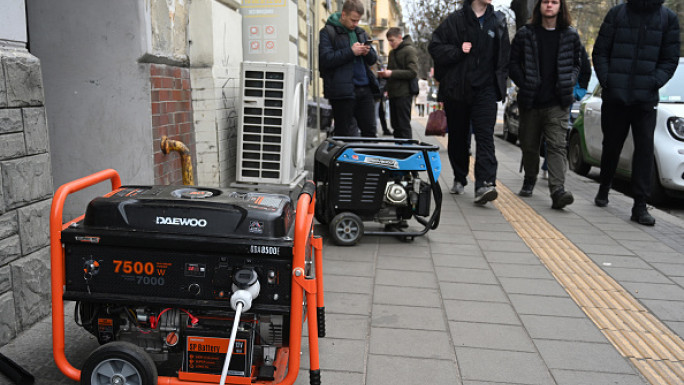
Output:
top-left (219, 300), bottom-right (244, 385)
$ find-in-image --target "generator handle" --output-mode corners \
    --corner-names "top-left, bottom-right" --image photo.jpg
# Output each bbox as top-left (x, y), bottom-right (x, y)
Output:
top-left (50, 169), bottom-right (122, 381)
top-left (299, 180), bottom-right (316, 200)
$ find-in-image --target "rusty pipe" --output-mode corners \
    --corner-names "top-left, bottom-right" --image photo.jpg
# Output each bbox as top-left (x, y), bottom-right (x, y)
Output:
top-left (160, 136), bottom-right (194, 185)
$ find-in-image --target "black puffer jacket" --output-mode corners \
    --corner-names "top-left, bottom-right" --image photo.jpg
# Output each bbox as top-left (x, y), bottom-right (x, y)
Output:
top-left (592, 0), bottom-right (680, 105)
top-left (319, 23), bottom-right (379, 100)
top-left (509, 25), bottom-right (582, 109)
top-left (428, 0), bottom-right (510, 102)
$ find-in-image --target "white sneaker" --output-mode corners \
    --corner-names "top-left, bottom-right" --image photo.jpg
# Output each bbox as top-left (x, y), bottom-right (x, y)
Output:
top-left (450, 181), bottom-right (465, 194)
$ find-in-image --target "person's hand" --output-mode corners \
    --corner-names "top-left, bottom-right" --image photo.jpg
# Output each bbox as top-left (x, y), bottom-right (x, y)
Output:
top-left (352, 42), bottom-right (370, 56)
top-left (378, 69), bottom-right (392, 78)
top-left (462, 42), bottom-right (472, 54)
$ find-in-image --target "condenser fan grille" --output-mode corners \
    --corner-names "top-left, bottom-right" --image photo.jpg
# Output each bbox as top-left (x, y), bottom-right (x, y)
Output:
top-left (240, 70), bottom-right (285, 180)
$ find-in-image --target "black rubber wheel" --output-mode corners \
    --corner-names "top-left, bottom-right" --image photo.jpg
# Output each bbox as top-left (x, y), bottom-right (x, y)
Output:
top-left (314, 184), bottom-right (328, 225)
top-left (81, 342), bottom-right (157, 385)
top-left (568, 131), bottom-right (591, 176)
top-left (502, 117), bottom-right (517, 144)
top-left (329, 212), bottom-right (364, 246)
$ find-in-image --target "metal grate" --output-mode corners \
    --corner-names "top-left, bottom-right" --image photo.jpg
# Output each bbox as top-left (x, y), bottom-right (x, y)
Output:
top-left (240, 71), bottom-right (285, 180)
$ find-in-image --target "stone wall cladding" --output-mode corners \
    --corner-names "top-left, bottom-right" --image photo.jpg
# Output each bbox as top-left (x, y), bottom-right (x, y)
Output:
top-left (150, 63), bottom-right (196, 185)
top-left (191, 66), bottom-right (240, 187)
top-left (0, 47), bottom-right (53, 346)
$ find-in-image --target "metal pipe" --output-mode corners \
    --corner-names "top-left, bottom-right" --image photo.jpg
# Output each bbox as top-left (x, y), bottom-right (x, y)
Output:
top-left (160, 136), bottom-right (194, 185)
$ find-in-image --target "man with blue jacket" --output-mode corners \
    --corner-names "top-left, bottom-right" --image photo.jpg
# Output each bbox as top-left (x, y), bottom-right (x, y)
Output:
top-left (319, 0), bottom-right (380, 137)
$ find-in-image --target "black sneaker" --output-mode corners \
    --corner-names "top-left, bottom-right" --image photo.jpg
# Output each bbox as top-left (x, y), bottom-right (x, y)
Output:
top-left (519, 177), bottom-right (536, 197)
top-left (474, 185), bottom-right (498, 205)
top-left (551, 188), bottom-right (574, 209)
top-left (631, 207), bottom-right (655, 226)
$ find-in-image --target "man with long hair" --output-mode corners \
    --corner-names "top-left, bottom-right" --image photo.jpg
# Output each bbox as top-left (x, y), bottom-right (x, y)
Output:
top-left (509, 0), bottom-right (581, 209)
top-left (428, 0), bottom-right (510, 204)
top-left (592, 0), bottom-right (680, 225)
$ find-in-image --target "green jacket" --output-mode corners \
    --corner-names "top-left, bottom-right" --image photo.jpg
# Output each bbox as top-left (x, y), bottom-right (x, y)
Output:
top-left (386, 36), bottom-right (419, 98)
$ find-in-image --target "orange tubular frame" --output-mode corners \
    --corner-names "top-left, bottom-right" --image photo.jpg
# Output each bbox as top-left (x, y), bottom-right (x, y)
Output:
top-left (50, 170), bottom-right (324, 385)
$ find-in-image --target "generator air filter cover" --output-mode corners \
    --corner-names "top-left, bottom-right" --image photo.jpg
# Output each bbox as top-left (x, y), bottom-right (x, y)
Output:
top-left (61, 186), bottom-right (296, 311)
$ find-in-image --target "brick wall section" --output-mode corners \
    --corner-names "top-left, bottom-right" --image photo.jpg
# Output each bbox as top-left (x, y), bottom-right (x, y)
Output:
top-left (150, 64), bottom-right (196, 185)
top-left (0, 48), bottom-right (53, 346)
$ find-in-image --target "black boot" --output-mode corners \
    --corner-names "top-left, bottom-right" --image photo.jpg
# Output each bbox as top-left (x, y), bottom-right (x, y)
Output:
top-left (519, 177), bottom-right (536, 197)
top-left (594, 185), bottom-right (610, 207)
top-left (631, 205), bottom-right (655, 226)
top-left (551, 187), bottom-right (574, 210)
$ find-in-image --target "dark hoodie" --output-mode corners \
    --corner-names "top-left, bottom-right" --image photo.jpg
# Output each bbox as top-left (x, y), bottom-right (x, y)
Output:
top-left (385, 35), bottom-right (419, 98)
top-left (592, 0), bottom-right (680, 105)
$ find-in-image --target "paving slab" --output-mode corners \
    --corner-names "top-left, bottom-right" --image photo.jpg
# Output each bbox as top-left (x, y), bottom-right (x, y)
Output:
top-left (534, 340), bottom-right (637, 374)
top-left (519, 314), bottom-right (608, 343)
top-left (444, 299), bottom-right (521, 325)
top-left (433, 254), bottom-right (491, 269)
top-left (509, 294), bottom-right (586, 318)
top-left (375, 269), bottom-right (439, 289)
top-left (373, 285), bottom-right (443, 308)
top-left (550, 369), bottom-right (649, 385)
top-left (436, 266), bottom-right (499, 284)
top-left (455, 347), bottom-right (555, 384)
top-left (449, 321), bottom-right (537, 352)
top-left (371, 304), bottom-right (447, 331)
top-left (369, 327), bottom-right (455, 359)
top-left (366, 354), bottom-right (461, 385)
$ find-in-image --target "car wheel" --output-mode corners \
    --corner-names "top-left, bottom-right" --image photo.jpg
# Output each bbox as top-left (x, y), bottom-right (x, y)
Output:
top-left (568, 132), bottom-right (591, 176)
top-left (329, 212), bottom-right (363, 246)
top-left (649, 161), bottom-right (668, 205)
top-left (502, 117), bottom-right (517, 144)
top-left (81, 342), bottom-right (158, 385)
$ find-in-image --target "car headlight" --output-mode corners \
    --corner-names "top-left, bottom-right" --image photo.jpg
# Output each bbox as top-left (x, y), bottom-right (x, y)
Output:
top-left (667, 117), bottom-right (684, 141)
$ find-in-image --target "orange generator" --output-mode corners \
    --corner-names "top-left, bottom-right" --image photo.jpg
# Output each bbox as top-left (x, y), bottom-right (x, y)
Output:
top-left (50, 169), bottom-right (325, 385)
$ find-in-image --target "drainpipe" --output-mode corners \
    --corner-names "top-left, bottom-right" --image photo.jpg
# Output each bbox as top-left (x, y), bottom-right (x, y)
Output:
top-left (160, 136), bottom-right (194, 186)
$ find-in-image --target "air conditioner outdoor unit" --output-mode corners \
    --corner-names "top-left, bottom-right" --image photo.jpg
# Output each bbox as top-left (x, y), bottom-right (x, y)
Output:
top-left (236, 62), bottom-right (309, 186)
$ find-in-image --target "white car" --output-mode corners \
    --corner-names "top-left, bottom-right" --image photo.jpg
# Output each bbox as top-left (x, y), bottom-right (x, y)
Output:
top-left (568, 57), bottom-right (684, 203)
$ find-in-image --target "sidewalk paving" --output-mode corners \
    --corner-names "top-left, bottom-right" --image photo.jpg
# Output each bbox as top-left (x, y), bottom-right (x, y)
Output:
top-left (2, 117), bottom-right (684, 385)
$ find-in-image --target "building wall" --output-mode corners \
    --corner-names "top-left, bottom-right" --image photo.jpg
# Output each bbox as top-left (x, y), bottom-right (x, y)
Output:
top-left (27, 0), bottom-right (155, 220)
top-left (0, 5), bottom-right (53, 344)
top-left (188, 0), bottom-right (243, 187)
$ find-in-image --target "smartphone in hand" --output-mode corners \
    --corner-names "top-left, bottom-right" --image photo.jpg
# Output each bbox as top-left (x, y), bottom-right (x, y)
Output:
top-left (364, 40), bottom-right (373, 46)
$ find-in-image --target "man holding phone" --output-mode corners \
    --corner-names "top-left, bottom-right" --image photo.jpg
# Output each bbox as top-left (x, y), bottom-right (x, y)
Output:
top-left (378, 28), bottom-right (418, 139)
top-left (319, 0), bottom-right (380, 137)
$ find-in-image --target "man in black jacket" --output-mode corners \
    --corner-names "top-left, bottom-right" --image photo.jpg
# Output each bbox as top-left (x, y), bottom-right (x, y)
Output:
top-left (592, 0), bottom-right (680, 226)
top-left (319, 0), bottom-right (380, 137)
top-left (428, 0), bottom-right (510, 205)
top-left (509, 0), bottom-right (581, 210)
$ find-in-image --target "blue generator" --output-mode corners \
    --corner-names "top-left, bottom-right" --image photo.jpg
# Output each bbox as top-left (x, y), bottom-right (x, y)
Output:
top-left (314, 137), bottom-right (442, 246)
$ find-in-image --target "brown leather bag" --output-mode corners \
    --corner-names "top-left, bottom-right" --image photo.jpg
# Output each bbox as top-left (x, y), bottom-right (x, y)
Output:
top-left (425, 109), bottom-right (447, 136)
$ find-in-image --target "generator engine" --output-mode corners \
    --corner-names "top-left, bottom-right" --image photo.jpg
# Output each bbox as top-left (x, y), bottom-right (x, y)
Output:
top-left (61, 185), bottom-right (302, 380)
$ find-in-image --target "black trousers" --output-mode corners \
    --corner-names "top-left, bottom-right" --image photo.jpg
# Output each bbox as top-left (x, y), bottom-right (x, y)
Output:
top-left (389, 95), bottom-right (413, 139)
top-left (444, 86), bottom-right (498, 189)
top-left (330, 85), bottom-right (377, 137)
top-left (377, 94), bottom-right (389, 132)
top-left (599, 101), bottom-right (657, 206)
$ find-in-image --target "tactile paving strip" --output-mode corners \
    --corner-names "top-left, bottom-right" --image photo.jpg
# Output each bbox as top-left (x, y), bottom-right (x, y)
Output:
top-left (490, 181), bottom-right (684, 384)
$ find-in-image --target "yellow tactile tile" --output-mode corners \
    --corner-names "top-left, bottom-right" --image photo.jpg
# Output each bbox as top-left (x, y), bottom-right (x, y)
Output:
top-left (463, 170), bottom-right (684, 384)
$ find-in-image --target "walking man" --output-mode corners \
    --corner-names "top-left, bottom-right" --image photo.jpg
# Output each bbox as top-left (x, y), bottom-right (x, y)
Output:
top-left (378, 29), bottom-right (419, 139)
top-left (509, 0), bottom-right (581, 209)
top-left (319, 0), bottom-right (380, 137)
top-left (592, 0), bottom-right (680, 225)
top-left (428, 0), bottom-right (510, 204)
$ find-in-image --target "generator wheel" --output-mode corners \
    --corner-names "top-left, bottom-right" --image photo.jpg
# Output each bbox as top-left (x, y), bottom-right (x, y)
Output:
top-left (329, 212), bottom-right (363, 246)
top-left (81, 341), bottom-right (158, 385)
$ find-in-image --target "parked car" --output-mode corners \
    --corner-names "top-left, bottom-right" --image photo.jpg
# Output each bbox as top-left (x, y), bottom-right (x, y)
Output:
top-left (503, 73), bottom-right (598, 145)
top-left (568, 57), bottom-right (684, 203)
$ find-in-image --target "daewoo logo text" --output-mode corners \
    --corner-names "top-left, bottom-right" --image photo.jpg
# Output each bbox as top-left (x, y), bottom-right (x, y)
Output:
top-left (155, 216), bottom-right (207, 227)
